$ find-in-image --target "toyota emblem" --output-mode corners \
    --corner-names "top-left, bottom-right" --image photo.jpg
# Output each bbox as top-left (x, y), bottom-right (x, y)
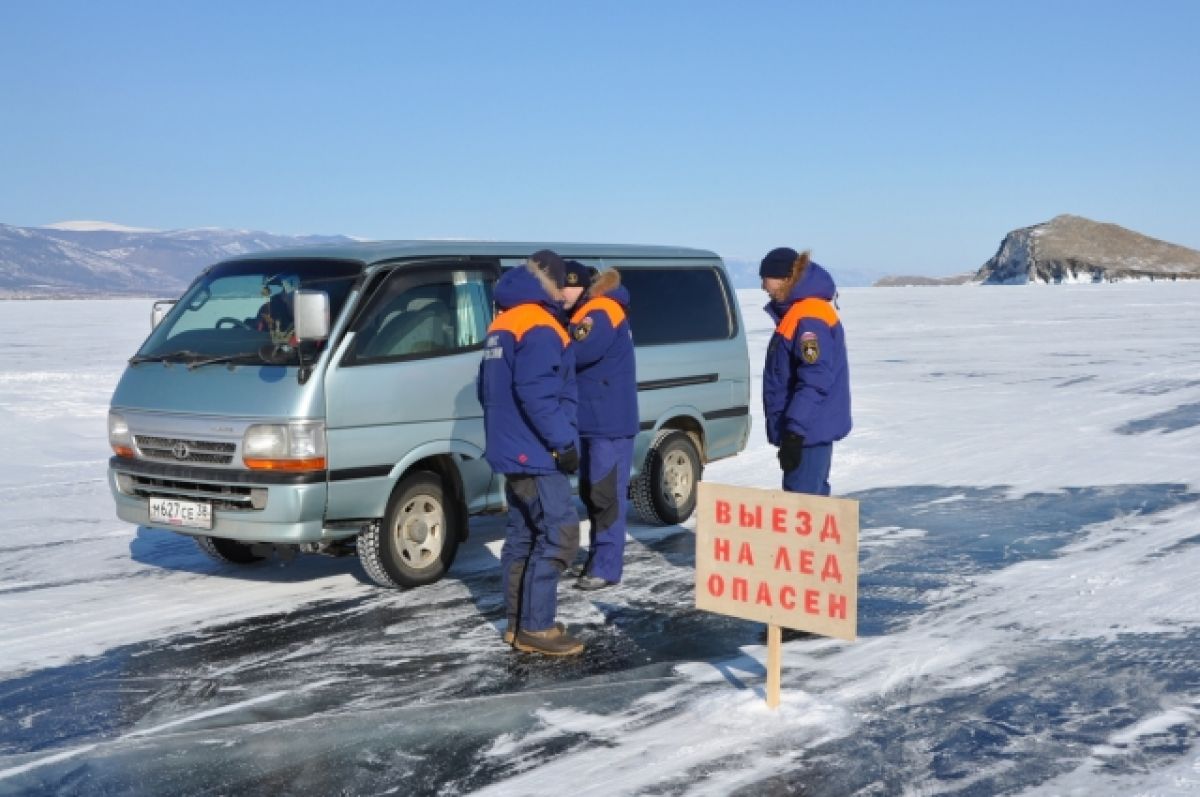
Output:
top-left (172, 442), bottom-right (190, 460)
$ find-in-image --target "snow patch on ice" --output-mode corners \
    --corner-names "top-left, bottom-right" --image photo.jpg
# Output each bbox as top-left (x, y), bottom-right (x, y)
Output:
top-left (473, 678), bottom-right (851, 796)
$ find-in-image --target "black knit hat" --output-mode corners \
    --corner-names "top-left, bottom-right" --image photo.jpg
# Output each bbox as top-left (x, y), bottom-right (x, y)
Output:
top-left (563, 260), bottom-right (592, 289)
top-left (530, 249), bottom-right (567, 289)
top-left (759, 247), bottom-right (800, 279)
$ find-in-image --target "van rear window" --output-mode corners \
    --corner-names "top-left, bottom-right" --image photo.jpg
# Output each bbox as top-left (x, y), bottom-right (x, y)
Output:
top-left (620, 267), bottom-right (735, 346)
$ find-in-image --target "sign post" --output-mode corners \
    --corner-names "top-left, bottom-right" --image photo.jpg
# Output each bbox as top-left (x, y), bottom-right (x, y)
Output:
top-left (766, 623), bottom-right (782, 708)
top-left (695, 482), bottom-right (860, 708)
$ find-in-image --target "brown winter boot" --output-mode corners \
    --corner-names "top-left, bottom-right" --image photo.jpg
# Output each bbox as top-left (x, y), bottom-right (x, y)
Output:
top-left (502, 620), bottom-right (564, 645)
top-left (513, 625), bottom-right (584, 656)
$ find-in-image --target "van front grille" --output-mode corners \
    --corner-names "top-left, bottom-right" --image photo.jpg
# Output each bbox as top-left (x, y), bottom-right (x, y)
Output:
top-left (135, 435), bottom-right (236, 466)
top-left (128, 474), bottom-right (264, 511)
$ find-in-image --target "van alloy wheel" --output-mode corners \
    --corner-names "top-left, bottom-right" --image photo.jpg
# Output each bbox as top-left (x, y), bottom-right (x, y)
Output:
top-left (391, 492), bottom-right (444, 570)
top-left (631, 429), bottom-right (703, 525)
top-left (658, 448), bottom-right (695, 512)
top-left (358, 471), bottom-right (461, 588)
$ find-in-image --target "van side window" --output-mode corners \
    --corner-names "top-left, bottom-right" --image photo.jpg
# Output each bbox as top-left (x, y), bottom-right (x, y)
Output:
top-left (620, 267), bottom-right (735, 346)
top-left (350, 271), bottom-right (492, 363)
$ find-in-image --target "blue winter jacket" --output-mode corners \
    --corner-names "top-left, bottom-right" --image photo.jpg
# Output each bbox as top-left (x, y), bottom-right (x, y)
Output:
top-left (478, 265), bottom-right (578, 475)
top-left (762, 262), bottom-right (852, 446)
top-left (568, 271), bottom-right (639, 438)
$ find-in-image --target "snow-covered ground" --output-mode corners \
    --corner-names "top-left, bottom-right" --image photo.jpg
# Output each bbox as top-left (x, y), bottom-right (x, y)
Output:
top-left (1, 284), bottom-right (1198, 795)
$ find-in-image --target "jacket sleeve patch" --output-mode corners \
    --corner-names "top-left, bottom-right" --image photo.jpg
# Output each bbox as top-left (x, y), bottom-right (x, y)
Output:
top-left (800, 331), bottom-right (820, 364)
top-left (572, 317), bottom-right (594, 341)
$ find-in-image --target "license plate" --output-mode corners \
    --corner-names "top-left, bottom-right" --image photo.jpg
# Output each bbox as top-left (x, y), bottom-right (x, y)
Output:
top-left (148, 497), bottom-right (213, 530)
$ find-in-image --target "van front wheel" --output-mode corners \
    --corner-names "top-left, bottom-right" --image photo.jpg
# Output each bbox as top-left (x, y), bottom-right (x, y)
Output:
top-left (196, 536), bottom-right (264, 564)
top-left (631, 429), bottom-right (702, 525)
top-left (358, 471), bottom-right (460, 588)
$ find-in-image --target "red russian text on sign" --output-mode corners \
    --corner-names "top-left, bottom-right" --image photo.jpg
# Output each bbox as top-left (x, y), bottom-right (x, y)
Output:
top-left (713, 500), bottom-right (843, 543)
top-left (696, 483), bottom-right (859, 641)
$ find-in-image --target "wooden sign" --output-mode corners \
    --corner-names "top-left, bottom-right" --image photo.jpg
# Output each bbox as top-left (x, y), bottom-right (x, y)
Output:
top-left (695, 482), bottom-right (860, 642)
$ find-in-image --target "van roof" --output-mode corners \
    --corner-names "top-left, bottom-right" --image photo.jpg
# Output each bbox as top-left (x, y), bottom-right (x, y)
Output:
top-left (221, 240), bottom-right (719, 266)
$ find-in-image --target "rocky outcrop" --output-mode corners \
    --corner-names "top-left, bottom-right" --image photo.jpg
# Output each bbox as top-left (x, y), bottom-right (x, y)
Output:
top-left (977, 215), bottom-right (1200, 284)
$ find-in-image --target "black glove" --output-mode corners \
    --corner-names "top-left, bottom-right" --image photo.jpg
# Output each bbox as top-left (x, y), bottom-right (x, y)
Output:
top-left (553, 444), bottom-right (579, 474)
top-left (778, 433), bottom-right (804, 472)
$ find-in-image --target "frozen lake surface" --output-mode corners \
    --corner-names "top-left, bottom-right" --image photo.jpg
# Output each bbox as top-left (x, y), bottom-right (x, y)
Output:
top-left (1, 284), bottom-right (1198, 795)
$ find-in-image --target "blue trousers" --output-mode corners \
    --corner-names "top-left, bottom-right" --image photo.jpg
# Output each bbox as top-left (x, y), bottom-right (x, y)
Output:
top-left (579, 436), bottom-right (634, 582)
top-left (500, 473), bottom-right (580, 632)
top-left (782, 443), bottom-right (834, 496)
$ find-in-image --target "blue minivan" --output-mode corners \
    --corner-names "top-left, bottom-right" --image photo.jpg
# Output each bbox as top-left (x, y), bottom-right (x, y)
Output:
top-left (108, 242), bottom-right (750, 587)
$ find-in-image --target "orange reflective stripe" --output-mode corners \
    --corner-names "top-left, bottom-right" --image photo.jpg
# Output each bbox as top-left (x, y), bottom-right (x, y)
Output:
top-left (570, 297), bottom-right (626, 328)
top-left (777, 298), bottom-right (839, 340)
top-left (488, 304), bottom-right (569, 346)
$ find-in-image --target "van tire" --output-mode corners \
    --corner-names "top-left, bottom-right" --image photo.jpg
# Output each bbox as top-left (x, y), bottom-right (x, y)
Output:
top-left (196, 536), bottom-right (264, 564)
top-left (631, 429), bottom-right (702, 525)
top-left (358, 471), bottom-right (460, 588)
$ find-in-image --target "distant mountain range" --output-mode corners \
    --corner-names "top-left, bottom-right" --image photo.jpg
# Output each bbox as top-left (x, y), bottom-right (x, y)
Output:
top-left (0, 222), bottom-right (353, 298)
top-left (0, 221), bottom-right (885, 297)
top-left (876, 215), bottom-right (1200, 286)
top-left (873, 272), bottom-right (976, 288)
top-left (10, 216), bottom-right (1190, 297)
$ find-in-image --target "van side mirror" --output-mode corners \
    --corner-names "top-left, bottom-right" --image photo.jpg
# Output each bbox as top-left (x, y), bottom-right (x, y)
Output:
top-left (151, 300), bottom-right (176, 329)
top-left (293, 290), bottom-right (330, 341)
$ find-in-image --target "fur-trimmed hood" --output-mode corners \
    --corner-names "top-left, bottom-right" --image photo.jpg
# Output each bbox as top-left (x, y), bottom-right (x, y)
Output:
top-left (524, 258), bottom-right (564, 302)
top-left (785, 256), bottom-right (836, 303)
top-left (589, 268), bottom-right (620, 296)
top-left (494, 259), bottom-right (565, 311)
top-left (764, 253), bottom-right (839, 320)
top-left (583, 268), bottom-right (630, 306)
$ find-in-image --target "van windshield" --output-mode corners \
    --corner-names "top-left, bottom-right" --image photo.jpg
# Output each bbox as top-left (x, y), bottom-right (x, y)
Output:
top-left (136, 259), bottom-right (362, 365)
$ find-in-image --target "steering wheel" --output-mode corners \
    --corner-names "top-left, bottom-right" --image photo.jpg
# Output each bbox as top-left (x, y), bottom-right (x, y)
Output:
top-left (215, 317), bottom-right (254, 330)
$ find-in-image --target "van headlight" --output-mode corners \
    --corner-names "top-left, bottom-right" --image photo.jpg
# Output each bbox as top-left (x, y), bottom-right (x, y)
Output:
top-left (242, 421), bottom-right (327, 471)
top-left (108, 411), bottom-right (135, 458)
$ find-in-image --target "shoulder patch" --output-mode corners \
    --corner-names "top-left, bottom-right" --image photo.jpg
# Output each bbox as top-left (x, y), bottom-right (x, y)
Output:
top-left (800, 331), bottom-right (820, 364)
top-left (572, 317), bottom-right (594, 341)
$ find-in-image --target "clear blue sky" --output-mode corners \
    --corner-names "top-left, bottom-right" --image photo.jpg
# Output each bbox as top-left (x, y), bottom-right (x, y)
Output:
top-left (2, 1), bottom-right (1197, 276)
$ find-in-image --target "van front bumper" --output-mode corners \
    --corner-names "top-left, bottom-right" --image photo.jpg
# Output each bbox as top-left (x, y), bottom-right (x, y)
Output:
top-left (108, 456), bottom-right (330, 543)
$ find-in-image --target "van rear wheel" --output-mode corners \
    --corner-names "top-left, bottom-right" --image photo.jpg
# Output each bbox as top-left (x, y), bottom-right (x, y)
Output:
top-left (631, 429), bottom-right (702, 525)
top-left (196, 536), bottom-right (264, 564)
top-left (358, 471), bottom-right (460, 588)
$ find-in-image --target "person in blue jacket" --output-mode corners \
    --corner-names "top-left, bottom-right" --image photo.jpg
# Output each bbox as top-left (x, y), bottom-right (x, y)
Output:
top-left (477, 249), bottom-right (584, 656)
top-left (760, 247), bottom-right (852, 495)
top-left (565, 261), bottom-right (639, 590)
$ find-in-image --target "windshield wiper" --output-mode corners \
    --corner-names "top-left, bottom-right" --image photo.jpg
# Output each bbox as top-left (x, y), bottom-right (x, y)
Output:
top-left (128, 350), bottom-right (201, 365)
top-left (128, 350), bottom-right (263, 369)
top-left (185, 351), bottom-right (265, 370)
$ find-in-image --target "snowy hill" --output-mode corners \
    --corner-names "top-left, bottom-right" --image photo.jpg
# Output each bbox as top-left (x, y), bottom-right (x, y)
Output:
top-left (977, 214), bottom-right (1200, 284)
top-left (1, 228), bottom-right (881, 297)
top-left (0, 222), bottom-right (354, 298)
top-left (42, 220), bottom-right (159, 233)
